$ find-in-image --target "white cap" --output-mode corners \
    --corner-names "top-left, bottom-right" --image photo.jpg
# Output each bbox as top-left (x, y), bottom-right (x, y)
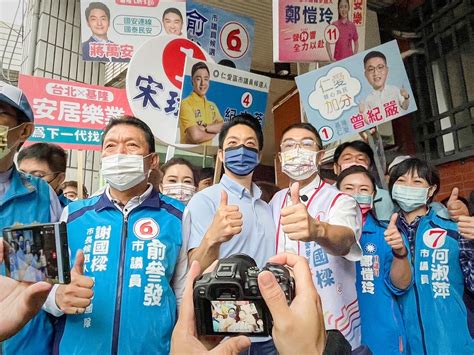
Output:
top-left (388, 155), bottom-right (412, 173)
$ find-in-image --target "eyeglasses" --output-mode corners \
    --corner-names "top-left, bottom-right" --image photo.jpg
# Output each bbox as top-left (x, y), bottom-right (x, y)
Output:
top-left (366, 64), bottom-right (386, 74)
top-left (280, 139), bottom-right (318, 152)
top-left (20, 170), bottom-right (60, 180)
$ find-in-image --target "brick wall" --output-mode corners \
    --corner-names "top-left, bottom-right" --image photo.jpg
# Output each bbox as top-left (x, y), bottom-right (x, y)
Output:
top-left (435, 156), bottom-right (474, 202)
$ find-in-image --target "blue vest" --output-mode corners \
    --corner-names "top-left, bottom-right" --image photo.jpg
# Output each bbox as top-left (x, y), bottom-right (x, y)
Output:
top-left (1, 167), bottom-right (54, 355)
top-left (356, 213), bottom-right (408, 355)
top-left (55, 189), bottom-right (183, 355)
top-left (397, 209), bottom-right (474, 354)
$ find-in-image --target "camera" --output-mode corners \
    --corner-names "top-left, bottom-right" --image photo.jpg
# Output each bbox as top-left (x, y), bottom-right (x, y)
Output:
top-left (193, 254), bottom-right (295, 337)
top-left (3, 222), bottom-right (71, 284)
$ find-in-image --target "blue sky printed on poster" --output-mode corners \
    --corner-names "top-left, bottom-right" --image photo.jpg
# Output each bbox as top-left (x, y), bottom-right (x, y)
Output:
top-left (186, 1), bottom-right (255, 70)
top-left (295, 40), bottom-right (417, 144)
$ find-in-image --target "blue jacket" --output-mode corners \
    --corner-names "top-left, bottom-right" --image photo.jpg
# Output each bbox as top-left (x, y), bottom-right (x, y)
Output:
top-left (55, 189), bottom-right (183, 354)
top-left (397, 208), bottom-right (474, 355)
top-left (0, 167), bottom-right (54, 354)
top-left (58, 193), bottom-right (71, 208)
top-left (356, 213), bottom-right (408, 355)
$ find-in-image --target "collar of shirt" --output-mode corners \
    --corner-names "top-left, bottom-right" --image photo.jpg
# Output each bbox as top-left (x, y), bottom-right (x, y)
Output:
top-left (91, 35), bottom-right (111, 43)
top-left (298, 174), bottom-right (322, 198)
top-left (220, 174), bottom-right (262, 201)
top-left (105, 183), bottom-right (153, 216)
top-left (0, 167), bottom-right (13, 183)
top-left (189, 91), bottom-right (207, 104)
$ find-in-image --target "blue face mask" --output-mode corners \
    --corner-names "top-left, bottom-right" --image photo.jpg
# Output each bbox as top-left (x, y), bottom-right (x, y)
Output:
top-left (392, 184), bottom-right (429, 212)
top-left (224, 144), bottom-right (259, 176)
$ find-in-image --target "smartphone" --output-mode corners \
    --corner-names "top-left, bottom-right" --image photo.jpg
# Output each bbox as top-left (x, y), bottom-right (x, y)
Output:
top-left (2, 222), bottom-right (71, 284)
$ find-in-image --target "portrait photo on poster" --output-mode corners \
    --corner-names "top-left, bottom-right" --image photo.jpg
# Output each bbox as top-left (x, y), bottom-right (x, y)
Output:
top-left (80, 0), bottom-right (187, 63)
top-left (177, 57), bottom-right (271, 147)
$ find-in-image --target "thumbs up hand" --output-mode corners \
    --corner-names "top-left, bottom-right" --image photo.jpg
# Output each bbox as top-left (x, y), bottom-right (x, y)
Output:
top-left (205, 190), bottom-right (243, 246)
top-left (447, 187), bottom-right (469, 222)
top-left (280, 183), bottom-right (325, 242)
top-left (384, 213), bottom-right (407, 257)
top-left (56, 250), bottom-right (94, 315)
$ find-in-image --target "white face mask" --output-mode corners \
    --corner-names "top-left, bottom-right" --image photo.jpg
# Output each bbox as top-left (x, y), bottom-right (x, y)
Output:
top-left (281, 148), bottom-right (319, 181)
top-left (0, 124), bottom-right (22, 160)
top-left (101, 154), bottom-right (150, 191)
top-left (162, 183), bottom-right (196, 204)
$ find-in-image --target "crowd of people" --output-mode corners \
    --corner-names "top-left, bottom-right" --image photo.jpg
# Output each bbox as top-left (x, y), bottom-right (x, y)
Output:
top-left (1, 81), bottom-right (474, 354)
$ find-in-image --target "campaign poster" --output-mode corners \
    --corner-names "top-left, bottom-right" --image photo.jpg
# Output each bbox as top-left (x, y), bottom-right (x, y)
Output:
top-left (80, 0), bottom-right (186, 62)
top-left (273, 0), bottom-right (367, 63)
top-left (186, 1), bottom-right (255, 71)
top-left (177, 57), bottom-right (270, 147)
top-left (295, 40), bottom-right (417, 144)
top-left (126, 35), bottom-right (214, 148)
top-left (18, 74), bottom-right (132, 150)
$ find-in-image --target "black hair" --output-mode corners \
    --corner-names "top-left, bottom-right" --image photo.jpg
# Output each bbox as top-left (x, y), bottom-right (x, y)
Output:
top-left (17, 143), bottom-right (67, 173)
top-left (363, 51), bottom-right (387, 66)
top-left (162, 7), bottom-right (183, 21)
top-left (198, 167), bottom-right (215, 181)
top-left (61, 181), bottom-right (89, 197)
top-left (333, 140), bottom-right (374, 166)
top-left (218, 59), bottom-right (236, 68)
top-left (85, 2), bottom-right (110, 21)
top-left (281, 122), bottom-right (323, 149)
top-left (102, 116), bottom-right (155, 154)
top-left (218, 113), bottom-right (264, 151)
top-left (388, 158), bottom-right (440, 203)
top-left (336, 165), bottom-right (376, 193)
top-left (191, 62), bottom-right (210, 77)
top-left (160, 157), bottom-right (197, 186)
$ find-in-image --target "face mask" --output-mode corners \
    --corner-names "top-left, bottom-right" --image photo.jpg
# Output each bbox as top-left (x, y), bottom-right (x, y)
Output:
top-left (224, 145), bottom-right (259, 176)
top-left (0, 124), bottom-right (22, 160)
top-left (353, 194), bottom-right (373, 215)
top-left (162, 183), bottom-right (196, 204)
top-left (101, 154), bottom-right (149, 191)
top-left (340, 162), bottom-right (369, 171)
top-left (281, 148), bottom-right (319, 181)
top-left (392, 184), bottom-right (429, 212)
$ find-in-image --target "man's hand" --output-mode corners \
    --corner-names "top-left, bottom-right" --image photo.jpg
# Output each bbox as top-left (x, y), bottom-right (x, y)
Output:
top-left (447, 187), bottom-right (469, 222)
top-left (400, 86), bottom-right (409, 100)
top-left (384, 213), bottom-right (407, 256)
top-left (0, 276), bottom-right (52, 341)
top-left (205, 190), bottom-right (243, 245)
top-left (170, 260), bottom-right (251, 354)
top-left (458, 215), bottom-right (474, 240)
top-left (259, 253), bottom-right (326, 355)
top-left (280, 182), bottom-right (325, 242)
top-left (55, 250), bottom-right (94, 314)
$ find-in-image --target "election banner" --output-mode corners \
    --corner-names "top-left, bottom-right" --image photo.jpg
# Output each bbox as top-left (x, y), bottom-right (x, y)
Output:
top-left (273, 0), bottom-right (367, 63)
top-left (18, 74), bottom-right (132, 150)
top-left (126, 35), bottom-right (214, 148)
top-left (186, 1), bottom-right (255, 71)
top-left (177, 57), bottom-right (270, 147)
top-left (295, 40), bottom-right (417, 144)
top-left (80, 0), bottom-right (186, 62)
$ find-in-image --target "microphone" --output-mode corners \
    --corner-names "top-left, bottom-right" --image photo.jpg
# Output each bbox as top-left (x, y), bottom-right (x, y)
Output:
top-left (301, 195), bottom-right (308, 202)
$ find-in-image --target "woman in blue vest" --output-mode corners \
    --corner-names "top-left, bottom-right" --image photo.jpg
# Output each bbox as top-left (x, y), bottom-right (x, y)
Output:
top-left (337, 165), bottom-right (410, 354)
top-left (389, 157), bottom-right (474, 354)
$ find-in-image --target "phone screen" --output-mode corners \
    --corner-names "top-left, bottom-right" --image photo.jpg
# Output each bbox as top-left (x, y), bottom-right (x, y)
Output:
top-left (4, 225), bottom-right (61, 283)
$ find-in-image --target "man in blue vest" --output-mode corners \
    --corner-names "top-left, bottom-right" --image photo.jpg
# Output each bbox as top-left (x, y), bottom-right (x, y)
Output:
top-left (43, 116), bottom-right (184, 354)
top-left (0, 81), bottom-right (62, 354)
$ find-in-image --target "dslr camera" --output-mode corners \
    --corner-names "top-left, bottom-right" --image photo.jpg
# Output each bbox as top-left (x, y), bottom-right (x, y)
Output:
top-left (193, 254), bottom-right (295, 337)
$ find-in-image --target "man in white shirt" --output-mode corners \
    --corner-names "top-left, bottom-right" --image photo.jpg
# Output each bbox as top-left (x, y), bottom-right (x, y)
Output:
top-left (360, 50), bottom-right (410, 120)
top-left (270, 122), bottom-right (365, 351)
